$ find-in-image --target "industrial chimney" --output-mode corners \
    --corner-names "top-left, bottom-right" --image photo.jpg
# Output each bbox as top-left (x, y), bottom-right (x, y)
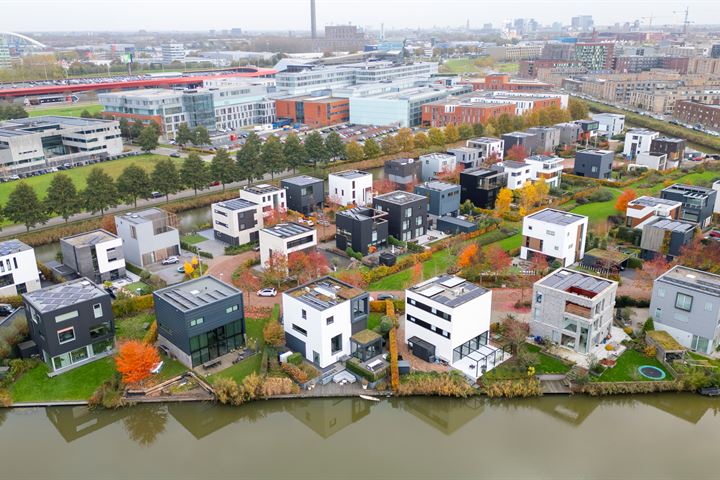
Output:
top-left (310, 0), bottom-right (317, 39)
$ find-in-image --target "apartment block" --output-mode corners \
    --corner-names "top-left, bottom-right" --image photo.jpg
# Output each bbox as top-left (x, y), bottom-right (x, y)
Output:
top-left (521, 208), bottom-right (588, 267)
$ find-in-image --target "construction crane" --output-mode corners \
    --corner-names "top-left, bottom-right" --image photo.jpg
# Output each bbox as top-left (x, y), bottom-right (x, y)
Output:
top-left (641, 15), bottom-right (654, 28)
top-left (673, 7), bottom-right (692, 34)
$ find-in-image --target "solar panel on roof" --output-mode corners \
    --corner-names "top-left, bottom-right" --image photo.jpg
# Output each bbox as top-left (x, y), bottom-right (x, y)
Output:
top-left (419, 285), bottom-right (445, 297)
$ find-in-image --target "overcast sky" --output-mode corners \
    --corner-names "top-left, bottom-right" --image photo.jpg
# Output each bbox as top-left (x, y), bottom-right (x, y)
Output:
top-left (4, 0), bottom-right (718, 32)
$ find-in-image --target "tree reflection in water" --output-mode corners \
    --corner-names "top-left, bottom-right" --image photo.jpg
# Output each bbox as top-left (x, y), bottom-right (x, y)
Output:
top-left (123, 404), bottom-right (168, 446)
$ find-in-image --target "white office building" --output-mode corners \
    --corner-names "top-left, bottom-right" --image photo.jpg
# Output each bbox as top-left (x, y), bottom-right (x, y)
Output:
top-left (0, 239), bottom-right (41, 296)
top-left (420, 153), bottom-right (457, 181)
top-left (466, 137), bottom-right (504, 161)
top-left (0, 116), bottom-right (123, 176)
top-left (161, 43), bottom-right (185, 63)
top-left (591, 113), bottom-right (625, 137)
top-left (282, 276), bottom-right (370, 368)
top-left (114, 208), bottom-right (181, 267)
top-left (405, 275), bottom-right (508, 378)
top-left (239, 184), bottom-right (286, 217)
top-left (328, 170), bottom-right (373, 206)
top-left (623, 129), bottom-right (659, 158)
top-left (259, 222), bottom-right (317, 267)
top-left (211, 198), bottom-right (263, 246)
top-left (521, 209), bottom-right (588, 267)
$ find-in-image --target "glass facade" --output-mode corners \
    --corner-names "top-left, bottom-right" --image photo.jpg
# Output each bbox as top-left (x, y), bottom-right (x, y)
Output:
top-left (189, 320), bottom-right (244, 366)
top-left (181, 92), bottom-right (215, 130)
top-left (49, 338), bottom-right (115, 372)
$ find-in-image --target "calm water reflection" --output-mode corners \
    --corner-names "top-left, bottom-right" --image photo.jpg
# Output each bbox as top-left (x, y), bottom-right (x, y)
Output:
top-left (2, 395), bottom-right (720, 479)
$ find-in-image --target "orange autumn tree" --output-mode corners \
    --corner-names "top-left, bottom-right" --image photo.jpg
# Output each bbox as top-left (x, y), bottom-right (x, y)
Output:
top-left (615, 189), bottom-right (637, 214)
top-left (115, 340), bottom-right (160, 386)
top-left (410, 261), bottom-right (423, 285)
top-left (458, 243), bottom-right (480, 269)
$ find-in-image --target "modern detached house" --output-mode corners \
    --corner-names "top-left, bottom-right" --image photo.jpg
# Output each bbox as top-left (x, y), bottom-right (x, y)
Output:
top-left (24, 278), bottom-right (115, 376)
top-left (239, 184), bottom-right (287, 217)
top-left (115, 208), bottom-right (181, 267)
top-left (281, 175), bottom-right (324, 215)
top-left (154, 276), bottom-right (245, 368)
top-left (531, 268), bottom-right (618, 355)
top-left (373, 191), bottom-right (428, 242)
top-left (660, 183), bottom-right (717, 229)
top-left (650, 265), bottom-right (720, 355)
top-left (521, 209), bottom-right (588, 267)
top-left (405, 274), bottom-right (508, 378)
top-left (60, 229), bottom-right (126, 283)
top-left (335, 207), bottom-right (389, 255)
top-left (259, 222), bottom-right (317, 266)
top-left (573, 149), bottom-right (613, 179)
top-left (282, 276), bottom-right (369, 368)
top-left (459, 167), bottom-right (507, 209)
top-left (211, 198), bottom-right (263, 246)
top-left (0, 239), bottom-right (41, 296)
top-left (328, 170), bottom-right (373, 206)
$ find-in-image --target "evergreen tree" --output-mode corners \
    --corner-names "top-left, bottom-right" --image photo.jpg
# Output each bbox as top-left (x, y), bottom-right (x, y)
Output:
top-left (118, 117), bottom-right (131, 139)
top-left (304, 132), bottom-right (328, 168)
top-left (324, 132), bottom-right (346, 160)
top-left (472, 123), bottom-right (485, 136)
top-left (45, 173), bottom-right (81, 223)
top-left (192, 126), bottom-right (211, 146)
top-left (130, 119), bottom-right (144, 140)
top-left (211, 149), bottom-right (237, 191)
top-left (180, 153), bottom-right (210, 196)
top-left (175, 123), bottom-right (193, 145)
top-left (137, 126), bottom-right (159, 152)
top-left (117, 164), bottom-right (151, 207)
top-left (151, 159), bottom-right (182, 202)
top-left (363, 138), bottom-right (381, 159)
top-left (4, 182), bottom-right (47, 232)
top-left (83, 168), bottom-right (118, 215)
top-left (236, 132), bottom-right (262, 184)
top-left (261, 136), bottom-right (285, 179)
top-left (283, 133), bottom-right (306, 172)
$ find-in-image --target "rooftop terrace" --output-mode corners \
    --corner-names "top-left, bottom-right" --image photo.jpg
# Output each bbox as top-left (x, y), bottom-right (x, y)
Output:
top-left (539, 268), bottom-right (614, 299)
top-left (285, 276), bottom-right (366, 311)
top-left (408, 274), bottom-right (488, 308)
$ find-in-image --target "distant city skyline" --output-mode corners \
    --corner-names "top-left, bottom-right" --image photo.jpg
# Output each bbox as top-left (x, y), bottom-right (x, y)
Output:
top-left (3, 0), bottom-right (718, 33)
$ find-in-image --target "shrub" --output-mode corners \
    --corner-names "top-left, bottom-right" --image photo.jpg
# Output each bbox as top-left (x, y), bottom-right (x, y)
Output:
top-left (397, 371), bottom-right (475, 397)
top-left (214, 377), bottom-right (244, 405)
top-left (88, 373), bottom-right (126, 409)
top-left (281, 362), bottom-right (309, 384)
top-left (0, 388), bottom-right (12, 407)
top-left (241, 372), bottom-right (263, 401)
top-left (262, 377), bottom-right (298, 397)
top-left (578, 381), bottom-right (681, 396)
top-left (483, 378), bottom-right (543, 398)
top-left (616, 296), bottom-right (650, 308)
top-left (643, 317), bottom-right (655, 332)
top-left (346, 357), bottom-right (388, 382)
top-left (626, 257), bottom-right (643, 269)
top-left (644, 345), bottom-right (657, 358)
top-left (225, 244), bottom-right (255, 255)
top-left (623, 326), bottom-right (634, 336)
top-left (587, 189), bottom-right (614, 203)
top-left (143, 321), bottom-right (158, 345)
top-left (112, 294), bottom-right (154, 318)
top-left (287, 352), bottom-right (303, 366)
top-left (345, 247), bottom-right (363, 261)
top-left (0, 295), bottom-right (23, 308)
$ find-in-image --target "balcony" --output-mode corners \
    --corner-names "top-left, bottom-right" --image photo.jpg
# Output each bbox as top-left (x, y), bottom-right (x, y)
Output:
top-left (564, 301), bottom-right (592, 319)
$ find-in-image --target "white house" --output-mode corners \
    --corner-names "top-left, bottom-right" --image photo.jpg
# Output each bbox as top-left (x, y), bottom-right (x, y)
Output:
top-left (524, 154), bottom-right (564, 188)
top-left (625, 196), bottom-right (682, 228)
top-left (211, 198), bottom-right (264, 246)
top-left (0, 239), bottom-right (41, 296)
top-left (591, 113), bottom-right (625, 137)
top-left (713, 179), bottom-right (720, 214)
top-left (635, 152), bottom-right (673, 171)
top-left (492, 155), bottom-right (563, 190)
top-left (258, 222), bottom-right (317, 266)
top-left (114, 208), bottom-right (181, 268)
top-left (282, 276), bottom-right (370, 368)
top-left (466, 137), bottom-right (504, 161)
top-left (447, 146), bottom-right (482, 169)
top-left (492, 160), bottom-right (536, 190)
top-left (623, 129), bottom-right (659, 158)
top-left (521, 208), bottom-right (588, 267)
top-left (419, 153), bottom-right (457, 181)
top-left (239, 184), bottom-right (286, 217)
top-left (328, 170), bottom-right (373, 206)
top-left (405, 274), bottom-right (508, 378)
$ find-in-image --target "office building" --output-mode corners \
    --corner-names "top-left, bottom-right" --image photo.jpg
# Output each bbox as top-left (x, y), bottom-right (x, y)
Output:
top-left (373, 191), bottom-right (428, 242)
top-left (154, 276), bottom-right (245, 368)
top-left (60, 230), bottom-right (126, 284)
top-left (0, 116), bottom-right (123, 177)
top-left (421, 98), bottom-right (516, 127)
top-left (335, 207), bottom-right (389, 255)
top-left (661, 184), bottom-right (717, 228)
top-left (625, 196), bottom-right (682, 228)
top-left (466, 74), bottom-right (553, 92)
top-left (0, 39), bottom-right (11, 69)
top-left (161, 43), bottom-right (185, 63)
top-left (459, 168), bottom-right (507, 209)
top-left (328, 170), bottom-right (373, 206)
top-left (281, 176), bottom-right (325, 215)
top-left (466, 137), bottom-right (504, 161)
top-left (521, 208), bottom-right (588, 267)
top-left (650, 266), bottom-right (720, 355)
top-left (275, 96), bottom-right (349, 127)
top-left (114, 208), bottom-right (181, 267)
top-left (282, 276), bottom-right (369, 368)
top-left (419, 153), bottom-right (456, 181)
top-left (239, 184), bottom-right (286, 217)
top-left (591, 113), bottom-right (625, 137)
top-left (384, 158), bottom-right (421, 189)
top-left (211, 198), bottom-right (263, 246)
top-left (573, 149), bottom-right (613, 179)
top-left (531, 268), bottom-right (618, 355)
top-left (623, 129), bottom-right (659, 158)
top-left (414, 181), bottom-right (461, 219)
top-left (259, 222), bottom-right (317, 266)
top-left (0, 239), bottom-right (41, 296)
top-left (571, 15), bottom-right (594, 30)
top-left (24, 279), bottom-right (115, 375)
top-left (639, 218), bottom-right (696, 260)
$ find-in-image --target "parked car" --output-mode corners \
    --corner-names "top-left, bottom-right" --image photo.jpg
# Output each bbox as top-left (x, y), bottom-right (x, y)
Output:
top-left (377, 293), bottom-right (396, 301)
top-left (150, 191), bottom-right (163, 199)
top-left (177, 266), bottom-right (186, 274)
top-left (257, 288), bottom-right (277, 297)
top-left (169, 152), bottom-right (181, 158)
top-left (0, 303), bottom-right (14, 316)
top-left (162, 256), bottom-right (180, 265)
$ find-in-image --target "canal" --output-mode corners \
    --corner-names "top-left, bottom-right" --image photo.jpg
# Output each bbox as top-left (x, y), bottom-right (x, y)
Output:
top-left (1, 395), bottom-right (719, 478)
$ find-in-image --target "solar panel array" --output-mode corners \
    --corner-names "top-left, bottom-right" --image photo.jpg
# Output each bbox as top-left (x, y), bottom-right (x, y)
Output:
top-left (0, 239), bottom-right (30, 256)
top-left (156, 276), bottom-right (239, 312)
top-left (25, 279), bottom-right (106, 313)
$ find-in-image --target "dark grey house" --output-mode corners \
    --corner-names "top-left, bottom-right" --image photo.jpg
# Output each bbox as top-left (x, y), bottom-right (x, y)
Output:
top-left (60, 229), bottom-right (126, 283)
top-left (526, 126), bottom-right (561, 154)
top-left (23, 278), bottom-right (115, 376)
top-left (384, 158), bottom-right (421, 189)
top-left (554, 122), bottom-right (582, 145)
top-left (639, 217), bottom-right (696, 260)
top-left (373, 191), bottom-right (428, 242)
top-left (502, 131), bottom-right (538, 156)
top-left (335, 207), bottom-right (389, 255)
top-left (437, 216), bottom-right (478, 235)
top-left (414, 181), bottom-right (461, 219)
top-left (460, 167), bottom-right (507, 209)
top-left (281, 175), bottom-right (324, 215)
top-left (154, 276), bottom-right (245, 368)
top-left (660, 183), bottom-right (717, 229)
top-left (650, 137), bottom-right (686, 163)
top-left (574, 119), bottom-right (599, 134)
top-left (573, 149), bottom-right (613, 179)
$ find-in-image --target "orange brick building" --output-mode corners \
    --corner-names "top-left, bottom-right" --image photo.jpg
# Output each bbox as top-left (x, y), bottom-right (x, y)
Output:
top-left (421, 101), bottom-right (516, 127)
top-left (467, 74), bottom-right (553, 92)
top-left (275, 96), bottom-right (349, 127)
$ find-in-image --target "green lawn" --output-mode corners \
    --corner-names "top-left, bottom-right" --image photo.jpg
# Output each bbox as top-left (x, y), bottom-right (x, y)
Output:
top-left (0, 154), bottom-right (179, 210)
top-left (115, 312), bottom-right (154, 341)
top-left (496, 62), bottom-right (519, 73)
top-left (483, 343), bottom-right (572, 381)
top-left (370, 249), bottom-right (453, 291)
top-left (181, 234), bottom-right (206, 245)
top-left (644, 171), bottom-right (720, 194)
top-left (11, 357), bottom-right (116, 402)
top-left (441, 58), bottom-right (485, 73)
top-left (496, 233), bottom-right (522, 251)
top-left (28, 104), bottom-right (104, 118)
top-left (594, 349), bottom-right (672, 382)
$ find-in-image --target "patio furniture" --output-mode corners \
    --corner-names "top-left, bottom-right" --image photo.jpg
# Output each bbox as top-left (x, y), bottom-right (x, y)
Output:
top-left (202, 359), bottom-right (222, 370)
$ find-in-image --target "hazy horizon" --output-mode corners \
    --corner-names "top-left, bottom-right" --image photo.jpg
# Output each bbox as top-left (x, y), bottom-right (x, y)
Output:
top-left (3, 0), bottom-right (718, 33)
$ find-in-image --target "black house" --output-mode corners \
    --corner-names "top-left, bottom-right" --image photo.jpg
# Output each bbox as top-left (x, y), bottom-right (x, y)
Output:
top-left (154, 275), bottom-right (245, 368)
top-left (23, 278), bottom-right (115, 376)
top-left (459, 167), bottom-right (507, 209)
top-left (281, 175), bottom-right (324, 215)
top-left (573, 149), bottom-right (613, 179)
top-left (660, 183), bottom-right (717, 229)
top-left (650, 137), bottom-right (686, 163)
top-left (373, 191), bottom-right (428, 242)
top-left (384, 158), bottom-right (421, 189)
top-left (335, 207), bottom-right (389, 255)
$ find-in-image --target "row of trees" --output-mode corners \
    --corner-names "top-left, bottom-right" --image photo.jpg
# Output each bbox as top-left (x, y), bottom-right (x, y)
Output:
top-left (0, 104), bottom-right (29, 121)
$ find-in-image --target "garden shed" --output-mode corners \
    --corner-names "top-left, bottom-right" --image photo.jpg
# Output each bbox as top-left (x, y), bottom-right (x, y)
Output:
top-left (646, 330), bottom-right (686, 364)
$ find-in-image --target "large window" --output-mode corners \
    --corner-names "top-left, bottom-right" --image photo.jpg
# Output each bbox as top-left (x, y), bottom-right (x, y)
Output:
top-left (675, 293), bottom-right (693, 312)
top-left (292, 324), bottom-right (307, 336)
top-left (89, 322), bottom-right (112, 339)
top-left (331, 334), bottom-right (342, 354)
top-left (189, 320), bottom-right (244, 367)
top-left (93, 303), bottom-right (103, 318)
top-left (55, 310), bottom-right (79, 323)
top-left (58, 327), bottom-right (75, 344)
